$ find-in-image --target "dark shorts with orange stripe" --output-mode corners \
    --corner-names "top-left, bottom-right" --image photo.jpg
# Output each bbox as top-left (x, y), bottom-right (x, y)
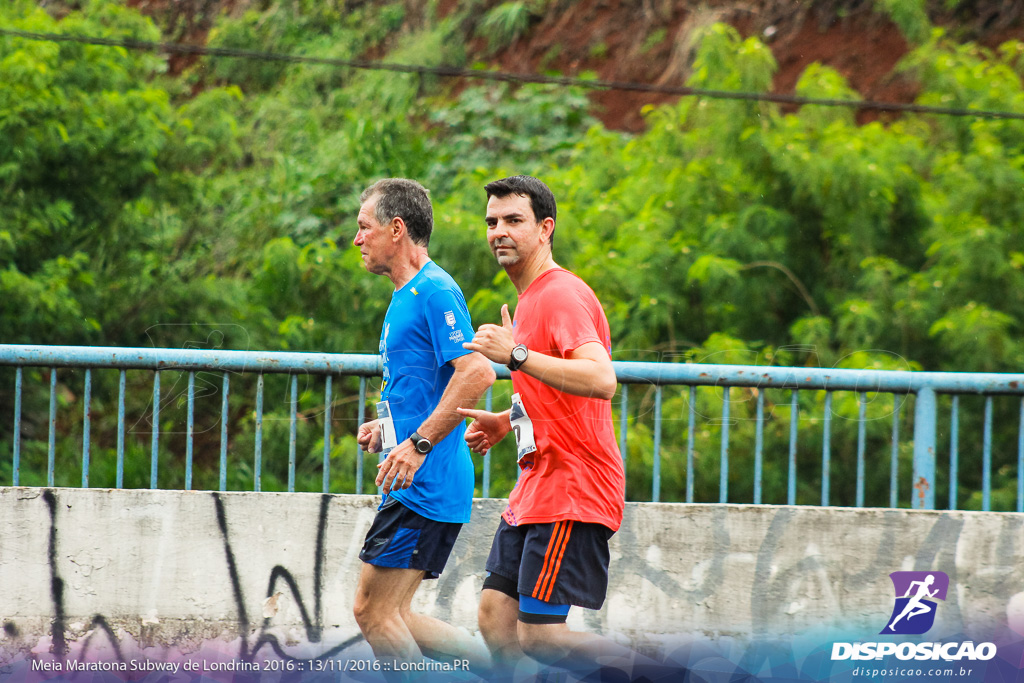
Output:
top-left (484, 518), bottom-right (615, 610)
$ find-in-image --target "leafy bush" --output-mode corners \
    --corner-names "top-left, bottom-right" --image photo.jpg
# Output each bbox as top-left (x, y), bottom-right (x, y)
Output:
top-left (4, 0), bottom-right (1024, 507)
top-left (477, 2), bottom-right (532, 52)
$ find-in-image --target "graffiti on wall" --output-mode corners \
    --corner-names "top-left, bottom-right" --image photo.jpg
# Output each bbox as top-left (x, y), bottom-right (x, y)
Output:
top-left (6, 490), bottom-right (367, 666)
top-left (3, 490), bottom-right (1023, 672)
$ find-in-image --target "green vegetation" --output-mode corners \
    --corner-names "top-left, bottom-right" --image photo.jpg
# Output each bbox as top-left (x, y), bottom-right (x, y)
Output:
top-left (876, 0), bottom-right (932, 44)
top-left (477, 1), bottom-right (532, 53)
top-left (2, 1), bottom-right (1023, 509)
top-left (640, 28), bottom-right (668, 55)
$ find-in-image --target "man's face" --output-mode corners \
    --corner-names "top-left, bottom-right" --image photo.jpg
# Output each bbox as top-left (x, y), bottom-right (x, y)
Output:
top-left (485, 193), bottom-right (543, 268)
top-left (353, 195), bottom-right (392, 275)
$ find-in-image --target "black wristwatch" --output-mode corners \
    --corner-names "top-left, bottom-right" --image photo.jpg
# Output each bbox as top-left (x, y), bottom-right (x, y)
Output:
top-left (409, 431), bottom-right (432, 454)
top-left (507, 344), bottom-right (529, 371)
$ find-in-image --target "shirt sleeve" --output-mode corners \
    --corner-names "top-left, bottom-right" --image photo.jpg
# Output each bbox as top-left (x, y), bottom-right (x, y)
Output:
top-left (424, 287), bottom-right (475, 366)
top-left (544, 280), bottom-right (610, 358)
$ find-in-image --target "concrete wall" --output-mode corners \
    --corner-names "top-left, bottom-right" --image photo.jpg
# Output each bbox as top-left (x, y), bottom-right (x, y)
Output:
top-left (1, 487), bottom-right (1023, 665)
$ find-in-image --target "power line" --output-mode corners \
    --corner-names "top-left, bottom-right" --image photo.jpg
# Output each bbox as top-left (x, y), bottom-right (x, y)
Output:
top-left (2, 27), bottom-right (1023, 121)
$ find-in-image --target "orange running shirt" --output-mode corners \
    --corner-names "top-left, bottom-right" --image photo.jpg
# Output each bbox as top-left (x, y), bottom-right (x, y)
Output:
top-left (502, 268), bottom-right (625, 531)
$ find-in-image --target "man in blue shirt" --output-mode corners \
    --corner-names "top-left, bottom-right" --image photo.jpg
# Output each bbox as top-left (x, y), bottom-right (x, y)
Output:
top-left (351, 178), bottom-right (494, 673)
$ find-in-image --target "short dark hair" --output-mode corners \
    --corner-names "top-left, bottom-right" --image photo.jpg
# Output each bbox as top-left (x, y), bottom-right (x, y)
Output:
top-left (484, 175), bottom-right (557, 247)
top-left (360, 178), bottom-right (433, 247)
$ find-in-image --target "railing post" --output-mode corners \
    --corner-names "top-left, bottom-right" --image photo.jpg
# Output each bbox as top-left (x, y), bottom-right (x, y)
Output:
top-left (913, 387), bottom-right (937, 510)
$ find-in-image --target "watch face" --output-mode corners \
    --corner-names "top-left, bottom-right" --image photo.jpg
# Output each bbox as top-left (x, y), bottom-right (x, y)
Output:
top-left (512, 346), bottom-right (528, 362)
top-left (415, 438), bottom-right (431, 453)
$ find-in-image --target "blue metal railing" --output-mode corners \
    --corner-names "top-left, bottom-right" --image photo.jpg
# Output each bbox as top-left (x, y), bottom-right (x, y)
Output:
top-left (3, 344), bottom-right (1024, 510)
top-left (3, 345), bottom-right (380, 494)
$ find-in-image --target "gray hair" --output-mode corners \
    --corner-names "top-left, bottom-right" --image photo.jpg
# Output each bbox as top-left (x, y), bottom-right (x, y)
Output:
top-left (360, 178), bottom-right (433, 247)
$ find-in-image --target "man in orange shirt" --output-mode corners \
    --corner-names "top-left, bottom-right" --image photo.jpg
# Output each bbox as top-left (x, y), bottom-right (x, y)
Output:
top-left (458, 175), bottom-right (630, 673)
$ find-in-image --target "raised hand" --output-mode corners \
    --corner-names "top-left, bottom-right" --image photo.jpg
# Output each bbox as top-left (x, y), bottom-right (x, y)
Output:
top-left (463, 304), bottom-right (516, 365)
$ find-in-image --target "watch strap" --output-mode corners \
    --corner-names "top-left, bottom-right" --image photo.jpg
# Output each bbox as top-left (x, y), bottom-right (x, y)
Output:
top-left (507, 344), bottom-right (529, 371)
top-left (409, 431), bottom-right (432, 454)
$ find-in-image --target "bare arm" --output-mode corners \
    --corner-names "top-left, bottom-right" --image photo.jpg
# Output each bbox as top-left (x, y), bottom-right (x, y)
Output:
top-left (416, 351), bottom-right (496, 444)
top-left (516, 341), bottom-right (617, 400)
top-left (376, 351), bottom-right (496, 493)
top-left (463, 304), bottom-right (617, 400)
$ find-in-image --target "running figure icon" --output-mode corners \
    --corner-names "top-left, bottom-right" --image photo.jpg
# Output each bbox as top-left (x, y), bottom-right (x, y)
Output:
top-left (887, 574), bottom-right (939, 632)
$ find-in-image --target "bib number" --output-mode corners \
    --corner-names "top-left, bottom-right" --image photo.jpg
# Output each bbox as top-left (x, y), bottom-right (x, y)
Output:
top-left (375, 400), bottom-right (399, 456)
top-left (509, 393), bottom-right (537, 464)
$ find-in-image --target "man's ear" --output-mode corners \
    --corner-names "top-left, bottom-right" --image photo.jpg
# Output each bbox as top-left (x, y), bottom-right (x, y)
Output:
top-left (540, 217), bottom-right (555, 244)
top-left (390, 216), bottom-right (406, 242)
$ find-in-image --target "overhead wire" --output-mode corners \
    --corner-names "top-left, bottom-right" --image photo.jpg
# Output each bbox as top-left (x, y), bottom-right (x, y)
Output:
top-left (1, 27), bottom-right (1023, 121)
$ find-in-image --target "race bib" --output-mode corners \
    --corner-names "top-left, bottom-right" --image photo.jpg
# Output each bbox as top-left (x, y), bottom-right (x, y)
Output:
top-left (375, 400), bottom-right (399, 456)
top-left (509, 393), bottom-right (537, 464)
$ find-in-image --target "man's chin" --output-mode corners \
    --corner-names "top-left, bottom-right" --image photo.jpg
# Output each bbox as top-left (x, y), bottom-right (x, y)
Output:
top-left (495, 254), bottom-right (519, 267)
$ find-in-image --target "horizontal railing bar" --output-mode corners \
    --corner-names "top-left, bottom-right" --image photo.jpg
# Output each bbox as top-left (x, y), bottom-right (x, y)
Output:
top-left (4, 345), bottom-right (1024, 394)
top-left (0, 345), bottom-right (382, 376)
top-left (612, 361), bottom-right (1024, 394)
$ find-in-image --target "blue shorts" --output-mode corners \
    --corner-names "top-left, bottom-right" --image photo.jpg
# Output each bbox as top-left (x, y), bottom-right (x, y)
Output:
top-left (483, 518), bottom-right (614, 612)
top-left (359, 497), bottom-right (462, 579)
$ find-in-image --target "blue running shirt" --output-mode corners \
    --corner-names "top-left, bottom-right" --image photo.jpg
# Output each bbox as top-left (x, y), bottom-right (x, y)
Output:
top-left (379, 260), bottom-right (476, 523)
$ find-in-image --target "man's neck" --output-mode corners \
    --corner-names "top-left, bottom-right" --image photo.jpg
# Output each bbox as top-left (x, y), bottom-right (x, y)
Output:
top-left (507, 252), bottom-right (558, 295)
top-left (388, 249), bottom-right (431, 290)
